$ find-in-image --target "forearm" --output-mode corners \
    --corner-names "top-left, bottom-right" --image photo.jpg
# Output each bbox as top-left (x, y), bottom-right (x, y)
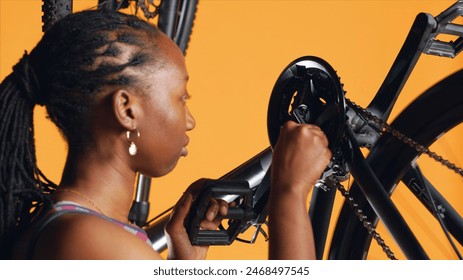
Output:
top-left (265, 121), bottom-right (330, 260)
top-left (268, 189), bottom-right (316, 260)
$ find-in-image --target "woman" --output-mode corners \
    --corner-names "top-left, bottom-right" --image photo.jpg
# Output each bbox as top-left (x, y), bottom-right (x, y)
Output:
top-left (0, 10), bottom-right (331, 259)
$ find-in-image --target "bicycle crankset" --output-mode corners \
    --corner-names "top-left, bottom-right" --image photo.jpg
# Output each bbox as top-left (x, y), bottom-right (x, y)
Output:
top-left (267, 56), bottom-right (346, 155)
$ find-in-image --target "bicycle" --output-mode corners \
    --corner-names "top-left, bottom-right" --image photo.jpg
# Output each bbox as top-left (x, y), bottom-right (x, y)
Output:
top-left (184, 0), bottom-right (463, 259)
top-left (269, 1), bottom-right (463, 259)
top-left (42, 0), bottom-right (197, 55)
top-left (42, 0), bottom-right (463, 260)
top-left (303, 0), bottom-right (463, 259)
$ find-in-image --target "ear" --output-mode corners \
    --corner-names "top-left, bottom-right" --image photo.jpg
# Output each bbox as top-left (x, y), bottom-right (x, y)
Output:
top-left (112, 89), bottom-right (142, 130)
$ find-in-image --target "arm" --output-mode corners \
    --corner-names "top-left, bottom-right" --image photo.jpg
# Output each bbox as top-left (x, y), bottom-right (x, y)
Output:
top-left (268, 121), bottom-right (331, 260)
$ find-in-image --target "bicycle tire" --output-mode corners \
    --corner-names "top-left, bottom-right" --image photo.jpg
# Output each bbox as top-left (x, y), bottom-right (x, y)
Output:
top-left (42, 0), bottom-right (72, 33)
top-left (41, 0), bottom-right (198, 55)
top-left (328, 69), bottom-right (463, 259)
top-left (158, 0), bottom-right (198, 55)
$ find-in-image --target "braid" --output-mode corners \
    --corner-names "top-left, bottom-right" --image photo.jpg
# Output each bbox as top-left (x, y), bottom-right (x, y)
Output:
top-left (0, 75), bottom-right (56, 259)
top-left (0, 10), bottom-right (163, 258)
top-left (31, 10), bottom-right (162, 149)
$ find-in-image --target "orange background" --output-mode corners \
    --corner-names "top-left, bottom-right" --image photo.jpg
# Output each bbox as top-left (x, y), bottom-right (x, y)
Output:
top-left (1, 0), bottom-right (462, 259)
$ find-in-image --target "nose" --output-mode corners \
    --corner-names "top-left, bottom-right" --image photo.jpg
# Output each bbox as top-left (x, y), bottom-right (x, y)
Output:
top-left (186, 106), bottom-right (196, 131)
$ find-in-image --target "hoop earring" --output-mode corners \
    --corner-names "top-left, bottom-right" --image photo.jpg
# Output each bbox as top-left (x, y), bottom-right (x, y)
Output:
top-left (127, 129), bottom-right (140, 156)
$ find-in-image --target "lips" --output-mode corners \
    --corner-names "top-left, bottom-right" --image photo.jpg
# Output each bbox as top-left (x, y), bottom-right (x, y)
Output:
top-left (181, 147), bottom-right (188, 157)
top-left (182, 136), bottom-right (190, 157)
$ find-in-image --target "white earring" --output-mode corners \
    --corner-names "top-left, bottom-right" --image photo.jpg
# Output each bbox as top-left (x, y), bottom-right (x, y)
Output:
top-left (126, 129), bottom-right (140, 156)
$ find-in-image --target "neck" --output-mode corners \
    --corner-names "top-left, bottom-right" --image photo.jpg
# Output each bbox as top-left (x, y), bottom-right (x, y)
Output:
top-left (57, 148), bottom-right (137, 223)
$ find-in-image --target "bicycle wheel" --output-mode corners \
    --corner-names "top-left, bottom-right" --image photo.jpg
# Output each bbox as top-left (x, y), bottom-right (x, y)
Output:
top-left (41, 0), bottom-right (198, 54)
top-left (42, 0), bottom-right (72, 32)
top-left (158, 0), bottom-right (198, 55)
top-left (328, 69), bottom-right (463, 259)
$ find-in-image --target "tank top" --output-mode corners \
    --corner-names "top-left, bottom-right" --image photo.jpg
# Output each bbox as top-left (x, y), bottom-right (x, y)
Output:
top-left (27, 201), bottom-right (153, 259)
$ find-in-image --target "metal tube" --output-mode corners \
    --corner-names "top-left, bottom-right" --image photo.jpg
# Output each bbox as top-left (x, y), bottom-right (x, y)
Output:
top-left (145, 147), bottom-right (272, 252)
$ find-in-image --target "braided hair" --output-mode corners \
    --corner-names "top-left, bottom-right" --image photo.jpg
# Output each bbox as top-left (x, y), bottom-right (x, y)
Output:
top-left (0, 10), bottom-right (163, 258)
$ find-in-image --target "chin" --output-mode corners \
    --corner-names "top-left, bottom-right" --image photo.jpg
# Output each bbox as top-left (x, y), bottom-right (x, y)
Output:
top-left (145, 159), bottom-right (181, 178)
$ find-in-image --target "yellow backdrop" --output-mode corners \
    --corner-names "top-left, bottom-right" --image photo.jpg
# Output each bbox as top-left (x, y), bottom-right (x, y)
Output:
top-left (1, 0), bottom-right (462, 259)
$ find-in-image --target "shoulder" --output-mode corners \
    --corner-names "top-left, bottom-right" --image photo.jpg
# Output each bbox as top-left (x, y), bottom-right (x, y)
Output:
top-left (31, 212), bottom-right (162, 260)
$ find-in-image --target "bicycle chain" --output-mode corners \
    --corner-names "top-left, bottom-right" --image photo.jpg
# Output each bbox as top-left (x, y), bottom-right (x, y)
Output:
top-left (334, 180), bottom-right (397, 260)
top-left (346, 98), bottom-right (463, 176)
top-left (331, 97), bottom-right (463, 259)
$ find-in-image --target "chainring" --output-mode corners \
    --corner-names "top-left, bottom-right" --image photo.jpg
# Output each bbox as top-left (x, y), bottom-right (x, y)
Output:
top-left (267, 56), bottom-right (346, 155)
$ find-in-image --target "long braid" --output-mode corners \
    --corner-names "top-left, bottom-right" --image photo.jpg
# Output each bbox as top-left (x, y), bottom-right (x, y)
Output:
top-left (0, 75), bottom-right (56, 258)
top-left (0, 10), bottom-right (163, 258)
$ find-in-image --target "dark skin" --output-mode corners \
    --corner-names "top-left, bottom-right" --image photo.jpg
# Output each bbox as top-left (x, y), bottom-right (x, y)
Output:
top-left (14, 32), bottom-right (225, 260)
top-left (13, 31), bottom-right (331, 260)
top-left (269, 122), bottom-right (331, 259)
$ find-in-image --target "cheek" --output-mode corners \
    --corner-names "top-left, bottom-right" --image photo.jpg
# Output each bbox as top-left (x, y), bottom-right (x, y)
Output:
top-left (158, 106), bottom-right (187, 153)
top-left (137, 105), bottom-right (186, 176)
top-left (156, 104), bottom-right (186, 139)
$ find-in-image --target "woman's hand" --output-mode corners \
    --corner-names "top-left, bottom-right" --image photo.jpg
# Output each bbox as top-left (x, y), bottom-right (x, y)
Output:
top-left (271, 121), bottom-right (332, 198)
top-left (164, 179), bottom-right (228, 260)
top-left (268, 121), bottom-right (332, 260)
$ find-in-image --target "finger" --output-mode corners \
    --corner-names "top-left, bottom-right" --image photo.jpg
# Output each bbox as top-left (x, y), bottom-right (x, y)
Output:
top-left (205, 198), bottom-right (220, 221)
top-left (302, 126), bottom-right (330, 148)
top-left (308, 126), bottom-right (327, 138)
top-left (218, 199), bottom-right (229, 216)
top-left (322, 147), bottom-right (333, 166)
top-left (200, 219), bottom-right (221, 230)
top-left (282, 122), bottom-right (328, 143)
top-left (302, 123), bottom-right (323, 132)
top-left (201, 200), bottom-right (230, 229)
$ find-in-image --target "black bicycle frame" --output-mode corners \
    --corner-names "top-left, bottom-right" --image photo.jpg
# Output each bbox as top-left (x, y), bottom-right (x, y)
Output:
top-left (142, 1), bottom-right (463, 258)
top-left (313, 1), bottom-right (463, 259)
top-left (369, 1), bottom-right (463, 121)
